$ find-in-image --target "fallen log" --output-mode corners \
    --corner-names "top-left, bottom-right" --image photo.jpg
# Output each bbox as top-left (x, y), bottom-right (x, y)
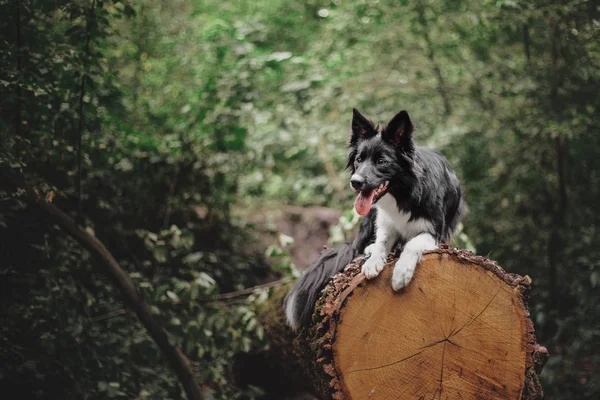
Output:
top-left (254, 246), bottom-right (548, 400)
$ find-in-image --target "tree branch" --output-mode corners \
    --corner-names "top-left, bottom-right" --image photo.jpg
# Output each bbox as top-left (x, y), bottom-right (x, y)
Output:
top-left (93, 278), bottom-right (292, 322)
top-left (28, 192), bottom-right (204, 400)
top-left (75, 0), bottom-right (96, 224)
top-left (416, 1), bottom-right (452, 116)
top-left (198, 278), bottom-right (291, 303)
top-left (547, 9), bottom-right (568, 322)
top-left (14, 0), bottom-right (23, 137)
top-left (523, 22), bottom-right (531, 63)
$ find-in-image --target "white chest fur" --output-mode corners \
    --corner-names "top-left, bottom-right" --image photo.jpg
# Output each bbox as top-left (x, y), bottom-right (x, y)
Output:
top-left (364, 193), bottom-right (437, 291)
top-left (374, 193), bottom-right (433, 242)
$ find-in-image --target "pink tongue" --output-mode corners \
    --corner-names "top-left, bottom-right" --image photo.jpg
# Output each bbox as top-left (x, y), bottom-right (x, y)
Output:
top-left (355, 191), bottom-right (376, 216)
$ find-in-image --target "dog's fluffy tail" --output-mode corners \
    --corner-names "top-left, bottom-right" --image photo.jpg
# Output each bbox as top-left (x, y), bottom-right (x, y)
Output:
top-left (284, 242), bottom-right (359, 330)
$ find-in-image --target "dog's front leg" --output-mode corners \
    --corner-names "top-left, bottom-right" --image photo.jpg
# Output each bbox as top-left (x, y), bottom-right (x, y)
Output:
top-left (392, 233), bottom-right (437, 291)
top-left (361, 227), bottom-right (396, 279)
top-left (363, 243), bottom-right (376, 256)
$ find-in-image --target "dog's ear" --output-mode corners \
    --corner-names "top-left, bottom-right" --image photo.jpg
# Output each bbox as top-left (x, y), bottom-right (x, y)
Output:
top-left (350, 108), bottom-right (377, 145)
top-left (383, 110), bottom-right (414, 149)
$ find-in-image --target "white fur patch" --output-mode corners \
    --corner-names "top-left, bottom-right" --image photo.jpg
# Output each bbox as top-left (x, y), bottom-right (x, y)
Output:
top-left (361, 195), bottom-right (398, 279)
top-left (392, 232), bottom-right (437, 291)
top-left (363, 243), bottom-right (376, 256)
top-left (361, 194), bottom-right (436, 284)
top-left (284, 291), bottom-right (298, 330)
top-left (376, 194), bottom-right (434, 240)
top-left (361, 242), bottom-right (389, 278)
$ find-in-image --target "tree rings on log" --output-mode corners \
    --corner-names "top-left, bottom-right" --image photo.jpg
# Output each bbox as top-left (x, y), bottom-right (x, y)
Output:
top-left (310, 246), bottom-right (547, 400)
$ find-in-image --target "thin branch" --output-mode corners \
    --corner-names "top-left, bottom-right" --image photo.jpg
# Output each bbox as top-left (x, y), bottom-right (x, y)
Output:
top-left (91, 278), bottom-right (291, 322)
top-left (523, 22), bottom-right (531, 63)
top-left (14, 0), bottom-right (23, 136)
top-left (163, 166), bottom-right (180, 229)
top-left (555, 136), bottom-right (567, 228)
top-left (416, 1), bottom-right (452, 116)
top-left (76, 0), bottom-right (96, 224)
top-left (92, 308), bottom-right (128, 322)
top-left (197, 278), bottom-right (291, 303)
top-left (547, 9), bottom-right (567, 319)
top-left (25, 189), bottom-right (204, 400)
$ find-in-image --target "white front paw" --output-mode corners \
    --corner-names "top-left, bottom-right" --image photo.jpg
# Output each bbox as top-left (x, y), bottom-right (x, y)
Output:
top-left (361, 255), bottom-right (385, 279)
top-left (391, 254), bottom-right (418, 291)
top-left (364, 243), bottom-right (376, 256)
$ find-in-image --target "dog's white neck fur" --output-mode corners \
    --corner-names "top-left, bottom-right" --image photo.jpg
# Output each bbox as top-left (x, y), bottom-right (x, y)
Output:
top-left (375, 194), bottom-right (433, 240)
top-left (362, 193), bottom-right (437, 290)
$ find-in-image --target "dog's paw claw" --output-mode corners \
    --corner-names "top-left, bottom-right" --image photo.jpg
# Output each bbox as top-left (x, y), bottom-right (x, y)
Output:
top-left (361, 257), bottom-right (385, 279)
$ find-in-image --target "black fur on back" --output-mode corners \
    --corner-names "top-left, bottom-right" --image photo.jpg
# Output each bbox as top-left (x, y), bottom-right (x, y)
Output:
top-left (284, 109), bottom-right (466, 330)
top-left (283, 214), bottom-right (375, 329)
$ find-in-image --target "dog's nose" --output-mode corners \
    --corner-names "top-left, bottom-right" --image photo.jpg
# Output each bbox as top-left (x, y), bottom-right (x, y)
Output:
top-left (350, 175), bottom-right (365, 190)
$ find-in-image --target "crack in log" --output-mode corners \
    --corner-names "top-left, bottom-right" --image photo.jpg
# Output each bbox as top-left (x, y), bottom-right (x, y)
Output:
top-left (434, 341), bottom-right (447, 400)
top-left (343, 284), bottom-right (500, 396)
top-left (347, 335), bottom-right (457, 376)
top-left (449, 287), bottom-right (500, 338)
top-left (436, 307), bottom-right (448, 339)
top-left (345, 347), bottom-right (429, 374)
top-left (418, 338), bottom-right (449, 351)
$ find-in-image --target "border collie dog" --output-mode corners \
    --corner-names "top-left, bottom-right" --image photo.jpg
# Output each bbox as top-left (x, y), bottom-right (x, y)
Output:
top-left (284, 109), bottom-right (466, 330)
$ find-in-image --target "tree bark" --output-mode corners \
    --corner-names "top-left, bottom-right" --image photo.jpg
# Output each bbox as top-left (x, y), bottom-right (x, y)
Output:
top-left (255, 246), bottom-right (548, 400)
top-left (547, 8), bottom-right (567, 321)
top-left (14, 0), bottom-right (23, 137)
top-left (28, 193), bottom-right (205, 400)
top-left (75, 0), bottom-right (96, 224)
top-left (523, 22), bottom-right (531, 63)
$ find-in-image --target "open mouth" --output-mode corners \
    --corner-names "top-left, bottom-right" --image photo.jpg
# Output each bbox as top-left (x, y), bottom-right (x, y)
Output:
top-left (354, 181), bottom-right (389, 216)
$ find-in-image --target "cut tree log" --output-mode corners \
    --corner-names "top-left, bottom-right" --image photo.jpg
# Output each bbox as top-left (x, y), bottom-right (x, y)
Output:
top-left (254, 246), bottom-right (548, 400)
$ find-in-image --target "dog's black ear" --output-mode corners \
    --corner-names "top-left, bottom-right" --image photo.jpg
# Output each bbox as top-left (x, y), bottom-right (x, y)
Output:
top-left (383, 110), bottom-right (414, 149)
top-left (350, 108), bottom-right (377, 145)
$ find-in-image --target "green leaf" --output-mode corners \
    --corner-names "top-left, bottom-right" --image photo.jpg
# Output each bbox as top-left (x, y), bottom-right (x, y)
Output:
top-left (166, 291), bottom-right (179, 303)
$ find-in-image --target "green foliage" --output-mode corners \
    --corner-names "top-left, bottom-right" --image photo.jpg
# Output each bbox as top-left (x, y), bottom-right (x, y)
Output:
top-left (265, 233), bottom-right (301, 278)
top-left (1, 0), bottom-right (599, 398)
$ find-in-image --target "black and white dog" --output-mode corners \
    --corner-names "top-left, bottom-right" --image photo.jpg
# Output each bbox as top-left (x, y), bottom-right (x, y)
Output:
top-left (284, 109), bottom-right (466, 330)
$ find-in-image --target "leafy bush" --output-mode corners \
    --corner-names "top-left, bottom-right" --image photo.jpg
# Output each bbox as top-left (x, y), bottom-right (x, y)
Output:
top-left (1, 0), bottom-right (599, 398)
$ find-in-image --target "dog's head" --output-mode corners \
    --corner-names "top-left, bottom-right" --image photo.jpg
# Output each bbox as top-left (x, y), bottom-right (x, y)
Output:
top-left (347, 109), bottom-right (416, 216)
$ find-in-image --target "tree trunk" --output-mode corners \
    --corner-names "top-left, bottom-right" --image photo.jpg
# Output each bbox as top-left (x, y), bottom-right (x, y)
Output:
top-left (255, 246), bottom-right (548, 400)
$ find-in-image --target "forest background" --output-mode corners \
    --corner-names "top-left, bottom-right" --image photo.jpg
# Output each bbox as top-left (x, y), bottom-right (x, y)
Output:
top-left (1, 0), bottom-right (599, 399)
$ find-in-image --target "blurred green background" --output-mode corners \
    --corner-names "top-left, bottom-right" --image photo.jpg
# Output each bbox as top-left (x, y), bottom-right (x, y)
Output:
top-left (1, 0), bottom-right (599, 398)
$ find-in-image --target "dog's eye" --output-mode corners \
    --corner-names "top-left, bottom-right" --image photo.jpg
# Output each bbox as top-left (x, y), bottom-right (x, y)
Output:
top-left (377, 158), bottom-right (387, 165)
top-left (356, 156), bottom-right (362, 163)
